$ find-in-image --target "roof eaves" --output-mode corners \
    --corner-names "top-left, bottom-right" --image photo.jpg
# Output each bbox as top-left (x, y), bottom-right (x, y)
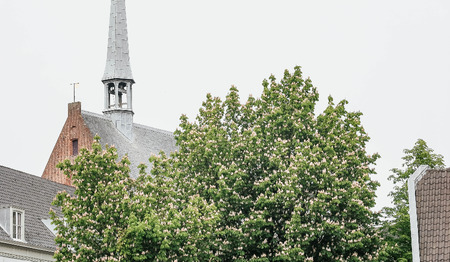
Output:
top-left (0, 238), bottom-right (55, 253)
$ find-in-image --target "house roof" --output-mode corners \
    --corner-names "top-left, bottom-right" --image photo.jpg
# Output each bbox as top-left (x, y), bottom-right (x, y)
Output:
top-left (81, 110), bottom-right (178, 178)
top-left (410, 167), bottom-right (450, 261)
top-left (0, 165), bottom-right (74, 251)
top-left (0, 225), bottom-right (10, 239)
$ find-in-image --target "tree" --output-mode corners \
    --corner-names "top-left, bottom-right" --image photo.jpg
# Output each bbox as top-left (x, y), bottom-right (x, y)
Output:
top-left (151, 66), bottom-right (382, 261)
top-left (52, 67), bottom-right (382, 261)
top-left (379, 139), bottom-right (445, 261)
top-left (51, 137), bottom-right (219, 261)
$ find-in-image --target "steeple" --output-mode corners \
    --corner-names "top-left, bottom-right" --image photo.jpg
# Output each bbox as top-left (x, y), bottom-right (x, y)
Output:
top-left (103, 0), bottom-right (134, 81)
top-left (102, 0), bottom-right (135, 140)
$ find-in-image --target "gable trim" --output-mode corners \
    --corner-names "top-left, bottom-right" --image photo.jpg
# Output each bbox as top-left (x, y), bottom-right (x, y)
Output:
top-left (408, 165), bottom-right (429, 262)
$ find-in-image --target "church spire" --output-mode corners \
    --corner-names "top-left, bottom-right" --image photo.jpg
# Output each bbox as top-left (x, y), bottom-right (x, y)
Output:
top-left (103, 0), bottom-right (134, 81)
top-left (102, 0), bottom-right (135, 140)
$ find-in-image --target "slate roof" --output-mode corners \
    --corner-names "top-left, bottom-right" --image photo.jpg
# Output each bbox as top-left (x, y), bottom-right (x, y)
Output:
top-left (0, 165), bottom-right (74, 251)
top-left (414, 168), bottom-right (450, 261)
top-left (81, 110), bottom-right (177, 178)
top-left (0, 224), bottom-right (10, 239)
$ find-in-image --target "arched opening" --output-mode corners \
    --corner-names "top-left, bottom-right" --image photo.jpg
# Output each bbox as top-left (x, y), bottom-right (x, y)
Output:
top-left (118, 82), bottom-right (128, 108)
top-left (104, 81), bottom-right (133, 110)
top-left (108, 83), bottom-right (115, 109)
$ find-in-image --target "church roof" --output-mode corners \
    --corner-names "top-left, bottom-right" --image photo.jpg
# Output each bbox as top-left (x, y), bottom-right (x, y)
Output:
top-left (0, 165), bottom-right (74, 251)
top-left (81, 110), bottom-right (177, 178)
top-left (102, 0), bottom-right (134, 81)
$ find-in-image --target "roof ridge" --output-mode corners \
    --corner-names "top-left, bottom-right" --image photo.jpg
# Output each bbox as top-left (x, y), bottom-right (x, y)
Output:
top-left (424, 167), bottom-right (450, 172)
top-left (133, 122), bottom-right (174, 137)
top-left (81, 110), bottom-right (110, 120)
top-left (81, 110), bottom-right (175, 137)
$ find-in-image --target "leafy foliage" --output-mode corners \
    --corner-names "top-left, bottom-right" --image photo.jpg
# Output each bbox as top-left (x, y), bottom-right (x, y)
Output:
top-left (51, 137), bottom-right (218, 261)
top-left (52, 66), bottom-right (382, 261)
top-left (152, 66), bottom-right (382, 261)
top-left (379, 139), bottom-right (444, 261)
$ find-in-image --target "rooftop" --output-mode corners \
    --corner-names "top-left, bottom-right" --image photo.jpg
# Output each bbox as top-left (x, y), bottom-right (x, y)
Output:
top-left (0, 165), bottom-right (74, 251)
top-left (81, 110), bottom-right (178, 178)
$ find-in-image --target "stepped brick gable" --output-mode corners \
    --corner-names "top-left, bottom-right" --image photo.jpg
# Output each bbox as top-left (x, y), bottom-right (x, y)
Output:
top-left (42, 102), bottom-right (93, 185)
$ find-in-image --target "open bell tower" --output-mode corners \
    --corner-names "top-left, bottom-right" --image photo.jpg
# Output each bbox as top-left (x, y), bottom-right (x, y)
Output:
top-left (102, 0), bottom-right (135, 140)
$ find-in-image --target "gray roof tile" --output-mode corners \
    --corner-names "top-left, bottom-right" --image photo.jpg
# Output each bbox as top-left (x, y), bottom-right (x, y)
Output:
top-left (81, 111), bottom-right (177, 178)
top-left (0, 165), bottom-right (74, 250)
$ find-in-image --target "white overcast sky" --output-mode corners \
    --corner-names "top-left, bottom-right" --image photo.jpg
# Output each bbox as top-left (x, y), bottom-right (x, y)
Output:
top-left (1, 0), bottom-right (449, 210)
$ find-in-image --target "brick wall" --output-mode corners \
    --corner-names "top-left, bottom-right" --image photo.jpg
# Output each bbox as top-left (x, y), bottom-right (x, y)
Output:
top-left (42, 102), bottom-right (94, 186)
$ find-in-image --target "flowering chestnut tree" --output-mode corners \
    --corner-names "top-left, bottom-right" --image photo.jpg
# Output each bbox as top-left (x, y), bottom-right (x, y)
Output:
top-left (51, 137), bottom-right (218, 261)
top-left (151, 66), bottom-right (382, 261)
top-left (51, 66), bottom-right (381, 261)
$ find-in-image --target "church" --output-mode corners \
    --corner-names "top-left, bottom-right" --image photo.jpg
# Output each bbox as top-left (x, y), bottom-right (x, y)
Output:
top-left (0, 0), bottom-right (176, 261)
top-left (42, 0), bottom-right (176, 186)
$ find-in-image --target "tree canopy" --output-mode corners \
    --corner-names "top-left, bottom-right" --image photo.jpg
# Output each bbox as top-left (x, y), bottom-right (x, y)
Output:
top-left (379, 139), bottom-right (445, 262)
top-left (51, 138), bottom-right (219, 261)
top-left (52, 66), bottom-right (382, 261)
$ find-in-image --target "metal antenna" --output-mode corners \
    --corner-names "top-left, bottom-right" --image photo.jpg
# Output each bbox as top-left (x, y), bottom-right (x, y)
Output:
top-left (71, 83), bottom-right (79, 102)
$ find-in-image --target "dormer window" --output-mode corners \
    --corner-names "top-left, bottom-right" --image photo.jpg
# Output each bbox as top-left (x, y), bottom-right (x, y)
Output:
top-left (12, 210), bottom-right (24, 240)
top-left (42, 218), bottom-right (57, 236)
top-left (0, 207), bottom-right (25, 241)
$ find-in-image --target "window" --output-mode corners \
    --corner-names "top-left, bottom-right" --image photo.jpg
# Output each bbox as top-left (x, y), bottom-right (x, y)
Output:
top-left (12, 210), bottom-right (23, 240)
top-left (0, 207), bottom-right (25, 241)
top-left (72, 139), bottom-right (78, 156)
